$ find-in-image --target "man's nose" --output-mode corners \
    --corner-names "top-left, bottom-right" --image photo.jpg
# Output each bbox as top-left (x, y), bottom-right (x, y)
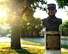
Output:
top-left (49, 10), bottom-right (53, 12)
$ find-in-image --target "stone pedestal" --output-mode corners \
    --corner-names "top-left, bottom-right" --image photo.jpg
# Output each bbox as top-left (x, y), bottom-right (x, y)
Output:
top-left (44, 31), bottom-right (61, 54)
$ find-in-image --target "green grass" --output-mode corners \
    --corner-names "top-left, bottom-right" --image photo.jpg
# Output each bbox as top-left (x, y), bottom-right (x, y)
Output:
top-left (0, 41), bottom-right (68, 54)
top-left (0, 42), bottom-right (44, 54)
top-left (0, 43), bottom-right (10, 48)
top-left (21, 41), bottom-right (44, 46)
top-left (23, 47), bottom-right (44, 54)
top-left (0, 47), bottom-right (44, 54)
top-left (61, 52), bottom-right (68, 54)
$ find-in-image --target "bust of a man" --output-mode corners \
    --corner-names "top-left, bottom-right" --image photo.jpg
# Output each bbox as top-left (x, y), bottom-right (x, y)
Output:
top-left (42, 3), bottom-right (62, 31)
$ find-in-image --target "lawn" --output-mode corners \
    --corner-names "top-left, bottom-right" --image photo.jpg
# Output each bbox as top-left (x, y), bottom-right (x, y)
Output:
top-left (0, 41), bottom-right (68, 54)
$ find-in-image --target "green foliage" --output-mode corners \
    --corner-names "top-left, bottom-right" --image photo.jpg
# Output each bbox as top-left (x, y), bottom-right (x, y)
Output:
top-left (30, 0), bottom-right (47, 10)
top-left (56, 0), bottom-right (68, 8)
top-left (11, 0), bottom-right (68, 10)
top-left (11, 0), bottom-right (47, 11)
top-left (20, 7), bottom-right (43, 37)
top-left (61, 20), bottom-right (68, 31)
top-left (60, 20), bottom-right (68, 36)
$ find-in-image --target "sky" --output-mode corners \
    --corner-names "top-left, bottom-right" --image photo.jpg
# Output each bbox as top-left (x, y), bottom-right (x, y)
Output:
top-left (33, 0), bottom-right (68, 22)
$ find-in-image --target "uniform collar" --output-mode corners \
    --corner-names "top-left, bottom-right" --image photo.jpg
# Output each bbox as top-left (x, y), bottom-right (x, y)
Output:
top-left (47, 16), bottom-right (57, 21)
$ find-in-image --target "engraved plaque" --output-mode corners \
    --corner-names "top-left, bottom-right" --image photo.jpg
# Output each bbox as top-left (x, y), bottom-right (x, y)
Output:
top-left (46, 34), bottom-right (60, 50)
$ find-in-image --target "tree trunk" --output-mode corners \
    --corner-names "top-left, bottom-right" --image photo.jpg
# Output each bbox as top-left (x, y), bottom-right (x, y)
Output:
top-left (11, 7), bottom-right (28, 49)
top-left (11, 26), bottom-right (21, 49)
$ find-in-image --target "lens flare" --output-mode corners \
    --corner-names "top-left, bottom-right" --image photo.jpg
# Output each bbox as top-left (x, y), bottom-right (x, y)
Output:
top-left (0, 9), bottom-right (7, 19)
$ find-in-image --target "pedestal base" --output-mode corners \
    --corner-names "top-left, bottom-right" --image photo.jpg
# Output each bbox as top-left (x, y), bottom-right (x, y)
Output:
top-left (44, 31), bottom-right (61, 54)
top-left (45, 50), bottom-right (61, 54)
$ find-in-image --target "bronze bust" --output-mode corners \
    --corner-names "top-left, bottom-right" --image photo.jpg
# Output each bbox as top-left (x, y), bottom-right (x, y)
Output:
top-left (42, 3), bottom-right (62, 50)
top-left (42, 4), bottom-right (62, 31)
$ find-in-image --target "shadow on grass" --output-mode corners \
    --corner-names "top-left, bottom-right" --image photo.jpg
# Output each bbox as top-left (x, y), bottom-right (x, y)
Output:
top-left (14, 48), bottom-right (32, 54)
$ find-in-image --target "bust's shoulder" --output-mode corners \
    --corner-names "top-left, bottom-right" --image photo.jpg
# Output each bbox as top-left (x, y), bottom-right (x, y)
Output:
top-left (56, 18), bottom-right (62, 21)
top-left (55, 18), bottom-right (62, 24)
top-left (42, 18), bottom-right (48, 21)
top-left (56, 18), bottom-right (62, 20)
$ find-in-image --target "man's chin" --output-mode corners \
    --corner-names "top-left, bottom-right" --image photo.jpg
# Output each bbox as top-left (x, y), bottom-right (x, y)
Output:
top-left (49, 15), bottom-right (55, 17)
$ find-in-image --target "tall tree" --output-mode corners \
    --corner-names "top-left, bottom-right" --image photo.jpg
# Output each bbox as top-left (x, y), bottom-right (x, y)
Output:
top-left (7, 0), bottom-right (46, 49)
top-left (7, 0), bottom-right (28, 49)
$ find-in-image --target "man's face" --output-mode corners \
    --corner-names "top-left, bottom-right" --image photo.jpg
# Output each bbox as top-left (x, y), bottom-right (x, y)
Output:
top-left (46, 8), bottom-right (57, 16)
